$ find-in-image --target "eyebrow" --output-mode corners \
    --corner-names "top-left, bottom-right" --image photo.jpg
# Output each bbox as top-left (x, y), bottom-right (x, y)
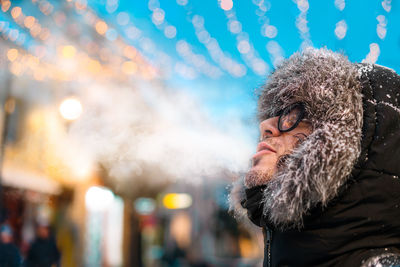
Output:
top-left (293, 133), bottom-right (308, 138)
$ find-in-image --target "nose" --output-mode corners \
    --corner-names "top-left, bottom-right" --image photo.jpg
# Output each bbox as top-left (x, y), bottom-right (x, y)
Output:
top-left (259, 116), bottom-right (281, 138)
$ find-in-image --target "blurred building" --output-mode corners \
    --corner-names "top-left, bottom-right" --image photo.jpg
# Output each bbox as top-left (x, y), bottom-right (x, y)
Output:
top-left (0, 1), bottom-right (263, 266)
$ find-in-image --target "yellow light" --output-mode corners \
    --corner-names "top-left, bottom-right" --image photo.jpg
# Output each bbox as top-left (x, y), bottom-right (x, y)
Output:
top-left (59, 97), bottom-right (83, 121)
top-left (61, 45), bottom-right (76, 58)
top-left (95, 20), bottom-right (108, 35)
top-left (162, 193), bottom-right (192, 209)
top-left (11, 7), bottom-right (22, 19)
top-left (122, 61), bottom-right (137, 75)
top-left (7, 48), bottom-right (18, 62)
top-left (24, 16), bottom-right (35, 28)
top-left (86, 59), bottom-right (101, 74)
top-left (1, 1), bottom-right (11, 12)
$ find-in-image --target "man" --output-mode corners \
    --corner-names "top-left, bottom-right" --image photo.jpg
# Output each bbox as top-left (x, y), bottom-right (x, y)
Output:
top-left (26, 224), bottom-right (60, 267)
top-left (0, 224), bottom-right (21, 267)
top-left (230, 48), bottom-right (400, 266)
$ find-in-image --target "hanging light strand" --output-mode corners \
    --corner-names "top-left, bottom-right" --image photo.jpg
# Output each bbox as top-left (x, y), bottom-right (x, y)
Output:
top-left (294, 0), bottom-right (312, 50)
top-left (175, 0), bottom-right (247, 78)
top-left (147, 0), bottom-right (223, 79)
top-left (222, 7), bottom-right (269, 76)
top-left (363, 0), bottom-right (391, 64)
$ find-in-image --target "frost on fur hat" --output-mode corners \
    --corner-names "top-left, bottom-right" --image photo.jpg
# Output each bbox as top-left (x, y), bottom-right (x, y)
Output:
top-left (257, 48), bottom-right (364, 229)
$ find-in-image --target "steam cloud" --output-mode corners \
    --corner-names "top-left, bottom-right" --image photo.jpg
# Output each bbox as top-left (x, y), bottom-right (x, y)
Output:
top-left (67, 82), bottom-right (255, 186)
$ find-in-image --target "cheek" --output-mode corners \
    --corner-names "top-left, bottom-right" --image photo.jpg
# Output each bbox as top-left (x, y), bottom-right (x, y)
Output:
top-left (281, 137), bottom-right (298, 153)
top-left (252, 154), bottom-right (278, 171)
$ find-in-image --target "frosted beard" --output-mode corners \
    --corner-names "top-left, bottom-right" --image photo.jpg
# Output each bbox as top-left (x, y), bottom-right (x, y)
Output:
top-left (244, 154), bottom-right (291, 188)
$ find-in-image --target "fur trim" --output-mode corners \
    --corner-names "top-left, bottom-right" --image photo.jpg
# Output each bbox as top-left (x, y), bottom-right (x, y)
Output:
top-left (257, 48), bottom-right (364, 229)
top-left (228, 177), bottom-right (258, 227)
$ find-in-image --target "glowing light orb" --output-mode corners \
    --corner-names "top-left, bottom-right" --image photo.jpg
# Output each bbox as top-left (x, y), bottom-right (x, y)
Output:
top-left (95, 20), bottom-right (108, 35)
top-left (59, 97), bottom-right (83, 121)
top-left (220, 0), bottom-right (233, 11)
top-left (85, 186), bottom-right (114, 212)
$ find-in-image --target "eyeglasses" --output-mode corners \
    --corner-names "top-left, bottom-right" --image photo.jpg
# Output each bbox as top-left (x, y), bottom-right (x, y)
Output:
top-left (277, 102), bottom-right (307, 132)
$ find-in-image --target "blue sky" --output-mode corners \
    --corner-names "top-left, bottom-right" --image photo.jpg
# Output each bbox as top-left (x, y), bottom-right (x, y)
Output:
top-left (87, 0), bottom-right (399, 123)
top-left (2, 0), bottom-right (399, 126)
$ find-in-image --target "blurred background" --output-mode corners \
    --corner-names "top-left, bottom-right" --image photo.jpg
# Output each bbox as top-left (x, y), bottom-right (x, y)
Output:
top-left (0, 0), bottom-right (398, 266)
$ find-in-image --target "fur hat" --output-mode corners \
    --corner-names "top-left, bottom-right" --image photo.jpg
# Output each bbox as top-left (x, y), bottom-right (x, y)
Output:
top-left (230, 48), bottom-right (364, 229)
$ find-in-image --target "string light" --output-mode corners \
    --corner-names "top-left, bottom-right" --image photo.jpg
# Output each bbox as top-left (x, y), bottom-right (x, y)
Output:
top-left (11, 7), bottom-right (22, 19)
top-left (1, 0), bottom-right (11, 12)
top-left (220, 0), bottom-right (233, 11)
top-left (24, 16), bottom-right (36, 28)
top-left (222, 8), bottom-right (269, 76)
top-left (362, 0), bottom-right (391, 64)
top-left (95, 20), bottom-right (108, 35)
top-left (146, 0), bottom-right (222, 79)
top-left (251, 0), bottom-right (284, 68)
top-left (189, 13), bottom-right (246, 77)
top-left (7, 48), bottom-right (19, 62)
top-left (334, 0), bottom-right (347, 40)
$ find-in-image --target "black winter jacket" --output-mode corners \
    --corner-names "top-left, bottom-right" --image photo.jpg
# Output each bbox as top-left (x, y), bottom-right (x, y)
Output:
top-left (231, 49), bottom-right (400, 267)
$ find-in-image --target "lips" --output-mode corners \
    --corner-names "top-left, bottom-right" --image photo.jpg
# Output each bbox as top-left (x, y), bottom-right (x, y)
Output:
top-left (252, 142), bottom-right (277, 159)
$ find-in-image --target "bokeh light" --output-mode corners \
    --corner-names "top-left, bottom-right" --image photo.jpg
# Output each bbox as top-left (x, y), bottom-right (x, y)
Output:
top-left (7, 48), bottom-right (18, 62)
top-left (61, 45), bottom-right (76, 58)
top-left (220, 0), bottom-right (233, 11)
top-left (95, 20), bottom-right (108, 35)
top-left (59, 97), bottom-right (83, 121)
top-left (11, 7), bottom-right (22, 19)
top-left (85, 186), bottom-right (114, 212)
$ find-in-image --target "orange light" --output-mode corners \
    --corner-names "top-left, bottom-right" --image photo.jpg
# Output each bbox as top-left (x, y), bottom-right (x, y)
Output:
top-left (87, 59), bottom-right (101, 74)
top-left (39, 28), bottom-right (50, 41)
top-left (123, 46), bottom-right (137, 59)
top-left (30, 23), bottom-right (42, 37)
top-left (7, 48), bottom-right (18, 62)
top-left (95, 21), bottom-right (108, 35)
top-left (24, 16), bottom-right (36, 28)
top-left (11, 7), bottom-right (22, 19)
top-left (1, 1), bottom-right (11, 12)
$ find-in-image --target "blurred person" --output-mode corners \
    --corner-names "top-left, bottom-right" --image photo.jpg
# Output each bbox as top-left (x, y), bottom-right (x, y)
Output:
top-left (0, 224), bottom-right (22, 267)
top-left (230, 48), bottom-right (400, 266)
top-left (25, 224), bottom-right (60, 267)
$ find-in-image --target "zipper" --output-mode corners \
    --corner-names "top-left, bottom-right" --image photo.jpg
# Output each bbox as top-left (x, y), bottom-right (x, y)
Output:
top-left (264, 228), bottom-right (273, 267)
top-left (267, 228), bottom-right (272, 267)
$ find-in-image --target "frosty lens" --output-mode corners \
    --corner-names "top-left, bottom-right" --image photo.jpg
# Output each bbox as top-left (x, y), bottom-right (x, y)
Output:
top-left (278, 103), bottom-right (305, 132)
